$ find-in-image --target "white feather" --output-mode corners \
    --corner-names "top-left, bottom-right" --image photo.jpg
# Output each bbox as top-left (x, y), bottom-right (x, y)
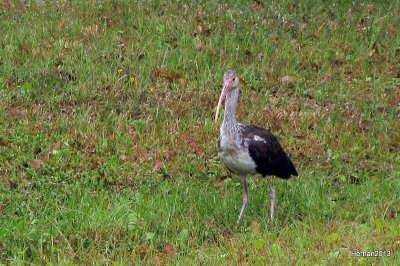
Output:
top-left (218, 134), bottom-right (257, 176)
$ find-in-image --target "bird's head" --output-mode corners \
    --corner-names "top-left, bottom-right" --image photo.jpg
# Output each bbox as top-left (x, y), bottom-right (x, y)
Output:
top-left (214, 70), bottom-right (240, 123)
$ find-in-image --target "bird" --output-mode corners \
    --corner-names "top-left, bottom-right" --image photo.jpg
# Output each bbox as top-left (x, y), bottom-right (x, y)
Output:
top-left (214, 70), bottom-right (298, 224)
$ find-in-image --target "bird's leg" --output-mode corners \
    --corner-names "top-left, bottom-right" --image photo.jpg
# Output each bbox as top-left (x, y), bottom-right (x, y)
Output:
top-left (237, 176), bottom-right (249, 224)
top-left (268, 177), bottom-right (276, 222)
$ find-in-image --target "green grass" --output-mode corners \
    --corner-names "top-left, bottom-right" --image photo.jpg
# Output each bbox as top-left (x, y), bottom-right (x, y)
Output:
top-left (1, 0), bottom-right (399, 264)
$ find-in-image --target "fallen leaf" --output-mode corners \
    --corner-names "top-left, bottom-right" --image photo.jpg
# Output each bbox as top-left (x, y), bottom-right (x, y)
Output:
top-left (237, 250), bottom-right (245, 264)
top-left (271, 122), bottom-right (282, 131)
top-left (157, 70), bottom-right (182, 81)
top-left (194, 23), bottom-right (211, 36)
top-left (130, 249), bottom-right (137, 261)
top-left (0, 139), bottom-right (5, 146)
top-left (177, 78), bottom-right (187, 86)
top-left (280, 75), bottom-right (294, 84)
top-left (119, 153), bottom-right (127, 161)
top-left (86, 144), bottom-right (96, 154)
top-left (33, 146), bottom-right (42, 155)
top-left (164, 150), bottom-right (176, 159)
top-left (153, 160), bottom-right (163, 172)
top-left (252, 0), bottom-right (264, 11)
top-left (193, 37), bottom-right (206, 50)
top-left (195, 24), bottom-right (204, 34)
top-left (369, 43), bottom-right (379, 58)
top-left (139, 245), bottom-right (151, 259)
top-left (154, 254), bottom-right (162, 266)
top-left (357, 18), bottom-right (368, 32)
top-left (82, 24), bottom-right (99, 37)
top-left (367, 4), bottom-right (376, 14)
top-left (91, 158), bottom-right (100, 169)
top-left (28, 159), bottom-right (44, 169)
top-left (193, 11), bottom-right (206, 21)
top-left (359, 119), bottom-right (369, 129)
top-left (163, 244), bottom-right (175, 258)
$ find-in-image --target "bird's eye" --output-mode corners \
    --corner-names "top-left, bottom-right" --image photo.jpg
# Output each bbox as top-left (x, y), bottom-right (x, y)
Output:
top-left (233, 78), bottom-right (236, 81)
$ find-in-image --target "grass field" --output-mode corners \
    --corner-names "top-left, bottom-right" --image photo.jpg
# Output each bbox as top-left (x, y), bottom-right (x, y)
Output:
top-left (1, 0), bottom-right (399, 264)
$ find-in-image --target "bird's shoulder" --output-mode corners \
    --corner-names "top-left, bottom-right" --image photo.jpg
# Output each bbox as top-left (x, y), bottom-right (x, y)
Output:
top-left (238, 123), bottom-right (281, 147)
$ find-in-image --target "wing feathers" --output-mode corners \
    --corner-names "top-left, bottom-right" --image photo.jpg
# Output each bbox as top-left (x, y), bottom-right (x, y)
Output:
top-left (243, 124), bottom-right (298, 179)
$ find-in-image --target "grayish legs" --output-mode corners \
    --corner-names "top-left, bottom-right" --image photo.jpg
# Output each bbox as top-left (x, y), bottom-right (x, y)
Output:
top-left (237, 176), bottom-right (249, 224)
top-left (268, 177), bottom-right (276, 222)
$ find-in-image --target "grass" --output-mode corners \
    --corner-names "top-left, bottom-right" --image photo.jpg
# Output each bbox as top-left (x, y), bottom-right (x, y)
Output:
top-left (0, 0), bottom-right (399, 264)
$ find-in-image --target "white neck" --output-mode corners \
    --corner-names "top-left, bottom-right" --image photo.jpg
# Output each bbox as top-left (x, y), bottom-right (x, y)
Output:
top-left (222, 86), bottom-right (240, 133)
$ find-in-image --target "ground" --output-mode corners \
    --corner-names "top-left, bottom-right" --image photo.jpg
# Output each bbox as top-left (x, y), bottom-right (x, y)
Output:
top-left (0, 0), bottom-right (399, 264)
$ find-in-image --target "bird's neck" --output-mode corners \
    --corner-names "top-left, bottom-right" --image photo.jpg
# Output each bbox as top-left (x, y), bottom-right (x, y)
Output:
top-left (222, 86), bottom-right (239, 130)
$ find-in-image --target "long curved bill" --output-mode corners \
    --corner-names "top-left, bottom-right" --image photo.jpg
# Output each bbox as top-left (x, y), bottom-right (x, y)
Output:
top-left (214, 82), bottom-right (230, 123)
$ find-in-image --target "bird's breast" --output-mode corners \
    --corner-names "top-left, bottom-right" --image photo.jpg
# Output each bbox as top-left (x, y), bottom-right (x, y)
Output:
top-left (218, 135), bottom-right (257, 176)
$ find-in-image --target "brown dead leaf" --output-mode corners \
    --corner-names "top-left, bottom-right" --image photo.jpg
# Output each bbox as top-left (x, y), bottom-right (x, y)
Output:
top-left (387, 87), bottom-right (400, 106)
top-left (271, 122), bottom-right (282, 131)
top-left (86, 144), bottom-right (96, 154)
top-left (193, 37), bottom-right (206, 50)
top-left (357, 18), bottom-right (368, 32)
top-left (83, 24), bottom-right (99, 37)
top-left (28, 159), bottom-right (44, 169)
top-left (63, 40), bottom-right (82, 49)
top-left (367, 4), bottom-right (376, 14)
top-left (328, 222), bottom-right (338, 232)
top-left (177, 78), bottom-right (187, 86)
top-left (188, 141), bottom-right (203, 155)
top-left (153, 160), bottom-right (163, 172)
top-left (395, 48), bottom-right (400, 57)
top-left (119, 154), bottom-right (127, 161)
top-left (195, 24), bottom-right (205, 34)
top-left (8, 107), bottom-right (26, 117)
top-left (91, 159), bottom-right (100, 169)
top-left (33, 146), bottom-right (42, 155)
top-left (193, 11), bottom-right (206, 21)
top-left (130, 249), bottom-right (137, 261)
top-left (139, 245), bottom-right (151, 259)
top-left (369, 43), bottom-right (379, 58)
top-left (237, 250), bottom-right (245, 264)
top-left (252, 0), bottom-right (264, 11)
top-left (164, 150), bottom-right (176, 159)
top-left (157, 70), bottom-right (184, 83)
top-left (280, 75), bottom-right (294, 84)
top-left (270, 33), bottom-right (279, 42)
top-left (359, 119), bottom-right (369, 129)
top-left (154, 254), bottom-right (162, 266)
top-left (163, 244), bottom-right (175, 258)
top-left (0, 139), bottom-right (5, 147)
top-left (52, 142), bottom-right (62, 150)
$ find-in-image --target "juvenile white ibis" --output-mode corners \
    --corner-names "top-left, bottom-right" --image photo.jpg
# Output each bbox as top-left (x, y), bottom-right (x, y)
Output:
top-left (215, 70), bottom-right (298, 224)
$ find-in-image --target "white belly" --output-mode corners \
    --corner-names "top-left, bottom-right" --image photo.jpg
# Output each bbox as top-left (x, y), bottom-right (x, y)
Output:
top-left (218, 136), bottom-right (257, 176)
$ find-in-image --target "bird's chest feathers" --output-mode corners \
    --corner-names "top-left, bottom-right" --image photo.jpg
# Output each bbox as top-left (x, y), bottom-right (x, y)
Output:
top-left (218, 134), bottom-right (257, 175)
